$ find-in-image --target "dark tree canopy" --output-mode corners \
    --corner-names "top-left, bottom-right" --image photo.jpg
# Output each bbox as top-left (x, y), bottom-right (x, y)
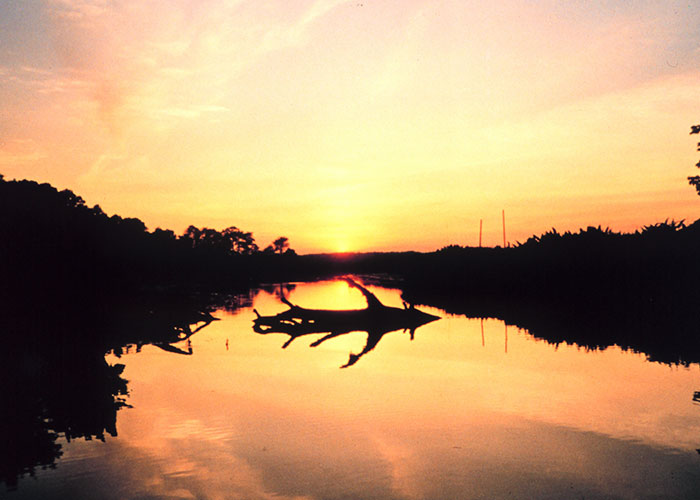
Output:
top-left (272, 236), bottom-right (290, 254)
top-left (179, 225), bottom-right (261, 255)
top-left (223, 226), bottom-right (258, 255)
top-left (0, 176), bottom-right (300, 299)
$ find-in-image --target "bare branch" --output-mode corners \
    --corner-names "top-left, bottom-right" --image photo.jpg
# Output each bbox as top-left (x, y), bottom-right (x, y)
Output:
top-left (342, 277), bottom-right (383, 308)
top-left (279, 295), bottom-right (296, 308)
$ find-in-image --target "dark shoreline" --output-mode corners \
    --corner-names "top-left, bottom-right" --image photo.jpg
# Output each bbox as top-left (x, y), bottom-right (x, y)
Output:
top-left (2, 173), bottom-right (700, 488)
top-left (2, 175), bottom-right (699, 365)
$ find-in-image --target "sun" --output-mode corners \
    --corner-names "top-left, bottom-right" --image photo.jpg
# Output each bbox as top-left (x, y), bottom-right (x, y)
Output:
top-left (335, 241), bottom-right (350, 253)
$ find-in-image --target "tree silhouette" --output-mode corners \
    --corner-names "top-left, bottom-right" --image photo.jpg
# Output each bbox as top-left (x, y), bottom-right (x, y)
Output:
top-left (272, 236), bottom-right (290, 254)
top-left (180, 225), bottom-right (260, 255)
top-left (182, 225), bottom-right (203, 247)
top-left (223, 226), bottom-right (258, 255)
top-left (688, 124), bottom-right (700, 195)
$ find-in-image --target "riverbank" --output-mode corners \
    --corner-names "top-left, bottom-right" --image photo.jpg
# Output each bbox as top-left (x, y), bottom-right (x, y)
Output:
top-left (2, 175), bottom-right (699, 364)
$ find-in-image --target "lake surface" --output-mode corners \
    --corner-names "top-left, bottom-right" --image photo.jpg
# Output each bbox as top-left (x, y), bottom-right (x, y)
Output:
top-left (6, 279), bottom-right (700, 499)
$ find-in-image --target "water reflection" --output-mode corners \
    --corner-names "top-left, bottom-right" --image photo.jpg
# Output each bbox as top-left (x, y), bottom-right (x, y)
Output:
top-left (253, 278), bottom-right (439, 367)
top-left (0, 293), bottom-right (221, 490)
top-left (400, 282), bottom-right (700, 367)
top-left (0, 352), bottom-right (128, 491)
top-left (4, 280), bottom-right (700, 499)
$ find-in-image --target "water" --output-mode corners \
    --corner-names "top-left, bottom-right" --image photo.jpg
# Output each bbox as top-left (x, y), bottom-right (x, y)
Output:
top-left (5, 279), bottom-right (700, 499)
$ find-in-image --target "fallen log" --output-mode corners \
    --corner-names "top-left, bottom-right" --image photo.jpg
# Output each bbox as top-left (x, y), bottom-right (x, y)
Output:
top-left (253, 277), bottom-right (440, 367)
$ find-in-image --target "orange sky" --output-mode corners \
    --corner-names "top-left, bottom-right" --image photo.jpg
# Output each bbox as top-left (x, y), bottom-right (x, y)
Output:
top-left (1, 0), bottom-right (699, 253)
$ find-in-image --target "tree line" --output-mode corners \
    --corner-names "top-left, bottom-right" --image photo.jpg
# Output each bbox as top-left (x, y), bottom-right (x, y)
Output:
top-left (181, 225), bottom-right (291, 255)
top-left (0, 172), bottom-right (293, 256)
top-left (0, 175), bottom-right (298, 302)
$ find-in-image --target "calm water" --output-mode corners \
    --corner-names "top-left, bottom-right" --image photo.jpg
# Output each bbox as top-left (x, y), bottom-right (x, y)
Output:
top-left (6, 279), bottom-right (700, 499)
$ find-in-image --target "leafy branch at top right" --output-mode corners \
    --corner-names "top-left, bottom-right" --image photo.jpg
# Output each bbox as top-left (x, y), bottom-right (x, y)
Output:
top-left (688, 124), bottom-right (700, 195)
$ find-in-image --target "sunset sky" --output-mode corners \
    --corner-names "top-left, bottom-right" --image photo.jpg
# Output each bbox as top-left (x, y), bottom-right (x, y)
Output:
top-left (1, 0), bottom-right (699, 253)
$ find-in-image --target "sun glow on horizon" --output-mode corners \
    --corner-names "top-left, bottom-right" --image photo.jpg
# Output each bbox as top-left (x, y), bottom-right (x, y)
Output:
top-left (335, 241), bottom-right (350, 253)
top-left (1, 0), bottom-right (699, 253)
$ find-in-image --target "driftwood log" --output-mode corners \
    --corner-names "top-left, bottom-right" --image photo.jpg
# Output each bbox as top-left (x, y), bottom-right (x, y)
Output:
top-left (253, 277), bottom-right (439, 367)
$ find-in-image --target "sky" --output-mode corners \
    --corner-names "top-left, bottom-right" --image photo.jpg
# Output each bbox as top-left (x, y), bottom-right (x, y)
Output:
top-left (1, 0), bottom-right (699, 253)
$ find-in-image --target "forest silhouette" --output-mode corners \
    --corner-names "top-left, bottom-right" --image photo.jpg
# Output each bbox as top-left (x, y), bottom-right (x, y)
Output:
top-left (2, 170), bottom-right (700, 487)
top-left (1, 172), bottom-right (699, 364)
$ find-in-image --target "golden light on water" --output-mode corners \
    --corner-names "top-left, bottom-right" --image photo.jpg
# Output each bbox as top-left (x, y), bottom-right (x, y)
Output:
top-left (110, 281), bottom-right (700, 449)
top-left (80, 280), bottom-right (700, 498)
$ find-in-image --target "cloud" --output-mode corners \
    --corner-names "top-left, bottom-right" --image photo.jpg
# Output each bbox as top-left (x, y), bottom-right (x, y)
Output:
top-left (0, 150), bottom-right (48, 166)
top-left (260, 0), bottom-right (352, 52)
top-left (155, 104), bottom-right (230, 119)
top-left (41, 0), bottom-right (353, 122)
top-left (54, 437), bottom-right (314, 500)
top-left (2, 0), bottom-right (699, 250)
top-left (0, 139), bottom-right (47, 168)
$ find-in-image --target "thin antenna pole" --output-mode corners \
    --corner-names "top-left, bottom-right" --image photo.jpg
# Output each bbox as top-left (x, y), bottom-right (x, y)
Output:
top-left (502, 210), bottom-right (506, 247)
top-left (479, 219), bottom-right (483, 247)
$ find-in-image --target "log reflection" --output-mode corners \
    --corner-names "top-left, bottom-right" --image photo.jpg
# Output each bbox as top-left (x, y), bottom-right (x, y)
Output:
top-left (253, 278), bottom-right (439, 367)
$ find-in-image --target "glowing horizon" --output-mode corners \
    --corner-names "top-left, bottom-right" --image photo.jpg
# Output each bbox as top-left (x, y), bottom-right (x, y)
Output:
top-left (1, 1), bottom-right (699, 253)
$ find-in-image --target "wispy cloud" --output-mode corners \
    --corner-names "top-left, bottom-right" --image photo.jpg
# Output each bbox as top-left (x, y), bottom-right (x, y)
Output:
top-left (156, 104), bottom-right (230, 119)
top-left (33, 0), bottom-right (354, 139)
top-left (260, 0), bottom-right (351, 52)
top-left (0, 139), bottom-right (47, 168)
top-left (1, 0), bottom-right (699, 250)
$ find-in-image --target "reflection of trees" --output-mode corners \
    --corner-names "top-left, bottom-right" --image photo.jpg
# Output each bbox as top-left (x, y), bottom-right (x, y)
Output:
top-left (396, 221), bottom-right (700, 367)
top-left (401, 284), bottom-right (700, 367)
top-left (253, 278), bottom-right (439, 368)
top-left (0, 338), bottom-right (130, 490)
top-left (0, 292), bottom-right (226, 491)
top-left (194, 288), bottom-right (262, 316)
top-left (259, 283), bottom-right (296, 301)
